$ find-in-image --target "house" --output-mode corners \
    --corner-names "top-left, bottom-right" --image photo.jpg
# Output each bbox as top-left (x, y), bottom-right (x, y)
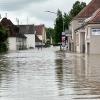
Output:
top-left (35, 35), bottom-right (42, 47)
top-left (35, 24), bottom-right (46, 45)
top-left (1, 18), bottom-right (27, 51)
top-left (70, 0), bottom-right (100, 54)
top-left (18, 25), bottom-right (35, 49)
top-left (85, 8), bottom-right (100, 54)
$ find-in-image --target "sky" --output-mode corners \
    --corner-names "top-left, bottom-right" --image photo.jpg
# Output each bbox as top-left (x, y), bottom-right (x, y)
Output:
top-left (0, 0), bottom-right (91, 27)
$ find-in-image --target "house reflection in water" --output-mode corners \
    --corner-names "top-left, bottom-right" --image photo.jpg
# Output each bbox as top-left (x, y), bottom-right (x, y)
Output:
top-left (55, 51), bottom-right (100, 99)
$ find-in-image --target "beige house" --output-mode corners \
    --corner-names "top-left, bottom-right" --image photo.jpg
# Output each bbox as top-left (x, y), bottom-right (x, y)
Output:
top-left (70, 0), bottom-right (100, 54)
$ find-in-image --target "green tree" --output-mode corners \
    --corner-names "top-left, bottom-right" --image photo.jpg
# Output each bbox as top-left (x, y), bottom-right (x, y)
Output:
top-left (0, 24), bottom-right (8, 52)
top-left (46, 27), bottom-right (54, 44)
top-left (70, 1), bottom-right (86, 18)
top-left (63, 13), bottom-right (71, 30)
top-left (63, 1), bottom-right (86, 30)
top-left (54, 9), bottom-right (63, 44)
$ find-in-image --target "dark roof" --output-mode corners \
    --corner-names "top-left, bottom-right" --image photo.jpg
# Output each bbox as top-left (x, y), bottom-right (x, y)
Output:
top-left (35, 35), bottom-right (42, 42)
top-left (74, 0), bottom-right (100, 19)
top-left (1, 18), bottom-right (18, 37)
top-left (0, 18), bottom-right (26, 38)
top-left (18, 25), bottom-right (34, 34)
top-left (35, 24), bottom-right (45, 35)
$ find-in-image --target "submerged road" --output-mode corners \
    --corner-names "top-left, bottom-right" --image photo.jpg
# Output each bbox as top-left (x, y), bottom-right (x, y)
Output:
top-left (0, 47), bottom-right (100, 100)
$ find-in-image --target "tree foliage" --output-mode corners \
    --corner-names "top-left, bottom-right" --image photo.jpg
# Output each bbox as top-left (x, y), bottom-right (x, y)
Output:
top-left (0, 24), bottom-right (8, 52)
top-left (0, 24), bottom-right (8, 42)
top-left (54, 9), bottom-right (63, 44)
top-left (63, 13), bottom-right (71, 30)
top-left (70, 1), bottom-right (86, 18)
top-left (53, 1), bottom-right (86, 44)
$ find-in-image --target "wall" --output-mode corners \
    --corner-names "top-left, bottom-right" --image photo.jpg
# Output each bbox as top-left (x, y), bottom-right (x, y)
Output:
top-left (76, 29), bottom-right (85, 53)
top-left (85, 24), bottom-right (100, 54)
top-left (8, 37), bottom-right (16, 51)
top-left (42, 27), bottom-right (46, 43)
top-left (90, 35), bottom-right (100, 54)
top-left (70, 19), bottom-right (84, 52)
top-left (25, 34), bottom-right (35, 48)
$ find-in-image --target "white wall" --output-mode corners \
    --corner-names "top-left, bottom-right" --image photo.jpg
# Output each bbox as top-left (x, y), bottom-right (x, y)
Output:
top-left (8, 37), bottom-right (17, 51)
top-left (37, 35), bottom-right (42, 41)
top-left (25, 34), bottom-right (35, 48)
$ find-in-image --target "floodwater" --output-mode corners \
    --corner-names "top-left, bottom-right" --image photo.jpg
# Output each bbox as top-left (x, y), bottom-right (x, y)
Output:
top-left (0, 47), bottom-right (100, 100)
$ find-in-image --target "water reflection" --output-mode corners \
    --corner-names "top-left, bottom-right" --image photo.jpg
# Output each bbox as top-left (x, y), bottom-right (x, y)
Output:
top-left (55, 52), bottom-right (100, 99)
top-left (0, 49), bottom-right (100, 100)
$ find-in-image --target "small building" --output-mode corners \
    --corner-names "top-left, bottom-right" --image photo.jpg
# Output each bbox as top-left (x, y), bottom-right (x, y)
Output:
top-left (18, 25), bottom-right (35, 49)
top-left (35, 24), bottom-right (46, 45)
top-left (1, 18), bottom-right (27, 51)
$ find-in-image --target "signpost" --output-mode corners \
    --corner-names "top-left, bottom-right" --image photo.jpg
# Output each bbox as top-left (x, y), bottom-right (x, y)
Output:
top-left (61, 32), bottom-right (66, 49)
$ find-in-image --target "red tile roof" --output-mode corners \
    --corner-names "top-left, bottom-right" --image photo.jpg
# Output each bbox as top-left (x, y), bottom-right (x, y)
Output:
top-left (74, 0), bottom-right (100, 19)
top-left (88, 8), bottom-right (100, 24)
top-left (35, 24), bottom-right (45, 35)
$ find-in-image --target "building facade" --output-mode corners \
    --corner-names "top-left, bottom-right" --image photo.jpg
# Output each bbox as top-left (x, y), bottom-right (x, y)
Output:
top-left (18, 25), bottom-right (35, 49)
top-left (1, 18), bottom-right (27, 51)
top-left (70, 0), bottom-right (100, 54)
top-left (35, 24), bottom-right (46, 45)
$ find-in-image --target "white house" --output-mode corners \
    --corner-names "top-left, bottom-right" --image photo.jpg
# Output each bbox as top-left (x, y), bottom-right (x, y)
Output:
top-left (1, 18), bottom-right (27, 51)
top-left (8, 34), bottom-right (27, 51)
top-left (18, 25), bottom-right (35, 49)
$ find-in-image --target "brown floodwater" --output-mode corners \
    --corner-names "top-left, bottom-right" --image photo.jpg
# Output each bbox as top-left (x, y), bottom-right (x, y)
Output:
top-left (0, 47), bottom-right (100, 100)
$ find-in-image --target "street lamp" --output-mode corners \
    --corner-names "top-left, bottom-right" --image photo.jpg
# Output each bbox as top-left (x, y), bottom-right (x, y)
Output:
top-left (45, 11), bottom-right (65, 50)
top-left (45, 11), bottom-right (64, 32)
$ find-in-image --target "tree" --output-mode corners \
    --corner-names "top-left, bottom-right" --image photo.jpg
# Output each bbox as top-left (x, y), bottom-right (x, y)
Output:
top-left (0, 24), bottom-right (8, 52)
top-left (54, 9), bottom-right (63, 44)
top-left (70, 1), bottom-right (86, 18)
top-left (63, 1), bottom-right (86, 30)
top-left (46, 27), bottom-right (54, 44)
top-left (63, 13), bottom-right (71, 30)
top-left (0, 24), bottom-right (8, 42)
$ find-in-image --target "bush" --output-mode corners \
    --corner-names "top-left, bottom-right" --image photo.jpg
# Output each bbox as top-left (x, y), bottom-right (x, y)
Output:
top-left (0, 24), bottom-right (8, 53)
top-left (0, 43), bottom-right (8, 52)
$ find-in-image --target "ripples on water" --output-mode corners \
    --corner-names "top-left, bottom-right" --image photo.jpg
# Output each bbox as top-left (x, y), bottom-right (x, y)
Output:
top-left (0, 47), bottom-right (100, 100)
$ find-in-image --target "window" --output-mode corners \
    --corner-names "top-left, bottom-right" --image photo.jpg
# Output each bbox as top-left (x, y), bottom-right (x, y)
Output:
top-left (92, 28), bottom-right (100, 35)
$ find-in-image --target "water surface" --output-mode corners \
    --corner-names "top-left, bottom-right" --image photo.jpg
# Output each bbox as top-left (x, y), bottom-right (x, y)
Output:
top-left (0, 47), bottom-right (100, 100)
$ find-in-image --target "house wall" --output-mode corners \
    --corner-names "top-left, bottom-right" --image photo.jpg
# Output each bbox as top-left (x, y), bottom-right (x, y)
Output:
top-left (76, 29), bottom-right (85, 53)
top-left (85, 24), bottom-right (100, 54)
top-left (25, 34), bottom-right (35, 48)
top-left (42, 27), bottom-right (46, 43)
top-left (16, 38), bottom-right (27, 50)
top-left (70, 19), bottom-right (85, 52)
top-left (90, 36), bottom-right (100, 54)
top-left (8, 37), bottom-right (17, 51)
top-left (37, 35), bottom-right (42, 41)
top-left (76, 31), bottom-right (80, 53)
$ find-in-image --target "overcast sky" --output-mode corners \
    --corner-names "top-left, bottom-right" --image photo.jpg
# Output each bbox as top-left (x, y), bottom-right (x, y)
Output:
top-left (0, 0), bottom-right (91, 27)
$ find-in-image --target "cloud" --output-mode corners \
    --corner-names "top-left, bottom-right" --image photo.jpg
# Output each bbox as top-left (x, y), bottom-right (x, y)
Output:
top-left (0, 0), bottom-right (48, 11)
top-left (0, 0), bottom-right (91, 27)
